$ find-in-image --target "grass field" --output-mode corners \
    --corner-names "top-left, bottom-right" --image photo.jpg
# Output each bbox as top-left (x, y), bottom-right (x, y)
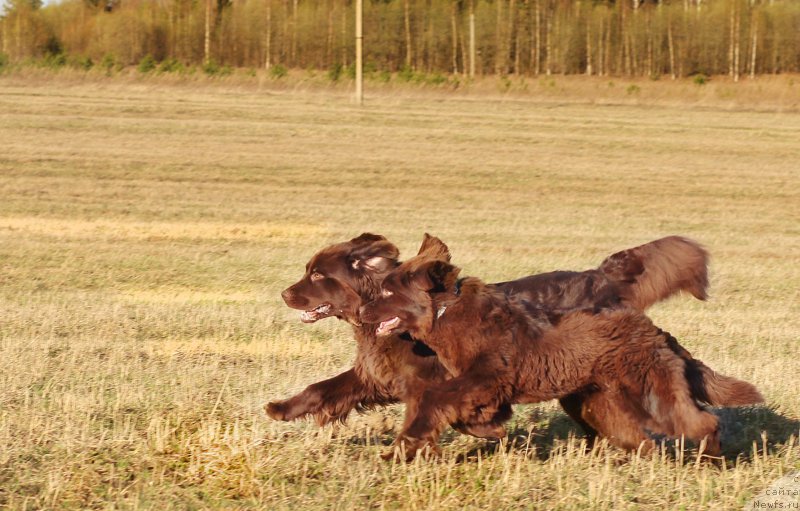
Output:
top-left (0, 78), bottom-right (799, 510)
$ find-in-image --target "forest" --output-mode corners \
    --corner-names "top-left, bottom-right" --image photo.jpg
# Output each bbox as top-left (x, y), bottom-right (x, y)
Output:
top-left (1, 0), bottom-right (800, 80)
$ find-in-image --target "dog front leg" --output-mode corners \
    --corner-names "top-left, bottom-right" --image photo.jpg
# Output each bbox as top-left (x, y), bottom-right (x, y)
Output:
top-left (387, 372), bottom-right (509, 461)
top-left (266, 368), bottom-right (388, 426)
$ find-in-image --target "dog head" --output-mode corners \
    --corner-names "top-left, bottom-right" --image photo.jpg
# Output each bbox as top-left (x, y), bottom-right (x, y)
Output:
top-left (359, 234), bottom-right (459, 337)
top-left (281, 233), bottom-right (400, 325)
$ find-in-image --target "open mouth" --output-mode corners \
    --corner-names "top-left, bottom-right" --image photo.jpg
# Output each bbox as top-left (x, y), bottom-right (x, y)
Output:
top-left (300, 303), bottom-right (332, 323)
top-left (375, 316), bottom-right (400, 336)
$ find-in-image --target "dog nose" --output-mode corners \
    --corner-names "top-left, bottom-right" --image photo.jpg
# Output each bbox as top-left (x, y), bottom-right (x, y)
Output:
top-left (282, 286), bottom-right (308, 307)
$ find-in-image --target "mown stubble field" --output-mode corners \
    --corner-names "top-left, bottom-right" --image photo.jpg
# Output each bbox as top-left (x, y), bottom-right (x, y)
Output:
top-left (0, 79), bottom-right (799, 510)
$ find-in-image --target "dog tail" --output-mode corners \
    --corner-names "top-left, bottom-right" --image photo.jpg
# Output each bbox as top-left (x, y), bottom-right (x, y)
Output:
top-left (661, 330), bottom-right (763, 407)
top-left (598, 236), bottom-right (709, 311)
top-left (693, 362), bottom-right (764, 407)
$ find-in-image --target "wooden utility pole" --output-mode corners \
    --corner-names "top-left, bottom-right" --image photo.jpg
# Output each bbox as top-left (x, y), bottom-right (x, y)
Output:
top-left (265, 0), bottom-right (272, 69)
top-left (585, 10), bottom-right (593, 76)
top-left (469, 0), bottom-right (476, 78)
top-left (327, 1), bottom-right (334, 65)
top-left (342, 2), bottom-right (348, 67)
top-left (728, 1), bottom-right (735, 78)
top-left (1, 16), bottom-right (7, 58)
top-left (451, 1), bottom-right (459, 75)
top-left (355, 0), bottom-right (363, 105)
top-left (749, 11), bottom-right (758, 79)
top-left (404, 0), bottom-right (412, 69)
top-left (291, 0), bottom-right (298, 64)
top-left (507, 0), bottom-right (517, 74)
top-left (533, 0), bottom-right (541, 75)
top-left (667, 15), bottom-right (676, 79)
top-left (733, 6), bottom-right (741, 82)
top-left (544, 0), bottom-right (551, 75)
top-left (494, 0), bottom-right (503, 74)
top-left (204, 0), bottom-right (212, 64)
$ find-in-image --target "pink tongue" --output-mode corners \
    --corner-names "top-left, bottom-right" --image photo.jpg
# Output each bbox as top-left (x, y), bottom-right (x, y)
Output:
top-left (377, 317), bottom-right (399, 334)
top-left (300, 304), bottom-right (330, 322)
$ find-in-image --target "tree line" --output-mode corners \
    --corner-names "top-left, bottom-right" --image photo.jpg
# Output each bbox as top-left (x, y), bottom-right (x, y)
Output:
top-left (2, 0), bottom-right (799, 79)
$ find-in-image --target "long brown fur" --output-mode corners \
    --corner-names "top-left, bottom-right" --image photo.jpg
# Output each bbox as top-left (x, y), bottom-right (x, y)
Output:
top-left (495, 236), bottom-right (709, 313)
top-left (360, 251), bottom-right (763, 461)
top-left (267, 233), bottom-right (719, 439)
top-left (600, 235), bottom-right (709, 310)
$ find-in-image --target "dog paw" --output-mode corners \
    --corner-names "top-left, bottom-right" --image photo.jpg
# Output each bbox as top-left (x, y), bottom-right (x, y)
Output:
top-left (264, 401), bottom-right (290, 421)
top-left (380, 447), bottom-right (398, 461)
top-left (460, 422), bottom-right (507, 440)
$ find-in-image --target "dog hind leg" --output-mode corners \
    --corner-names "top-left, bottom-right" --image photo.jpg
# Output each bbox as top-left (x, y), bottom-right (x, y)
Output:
top-left (580, 390), bottom-right (656, 454)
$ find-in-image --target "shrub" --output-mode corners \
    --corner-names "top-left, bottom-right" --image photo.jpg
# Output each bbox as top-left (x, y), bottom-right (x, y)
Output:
top-left (377, 70), bottom-right (391, 83)
top-left (100, 54), bottom-right (116, 75)
top-left (201, 59), bottom-right (233, 76)
top-left (398, 65), bottom-right (414, 82)
top-left (158, 58), bottom-right (185, 74)
top-left (43, 36), bottom-right (63, 57)
top-left (693, 73), bottom-right (708, 86)
top-left (269, 64), bottom-right (288, 79)
top-left (137, 55), bottom-right (157, 74)
top-left (43, 52), bottom-right (67, 69)
top-left (427, 73), bottom-right (447, 85)
top-left (626, 84), bottom-right (641, 95)
top-left (70, 55), bottom-right (93, 71)
top-left (413, 71), bottom-right (428, 84)
top-left (201, 59), bottom-right (220, 75)
top-left (0, 53), bottom-right (8, 73)
top-left (328, 63), bottom-right (343, 82)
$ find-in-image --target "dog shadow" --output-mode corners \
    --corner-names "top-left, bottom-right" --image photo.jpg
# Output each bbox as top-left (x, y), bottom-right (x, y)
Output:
top-left (451, 405), bottom-right (799, 464)
top-left (715, 405), bottom-right (800, 460)
top-left (452, 406), bottom-right (590, 463)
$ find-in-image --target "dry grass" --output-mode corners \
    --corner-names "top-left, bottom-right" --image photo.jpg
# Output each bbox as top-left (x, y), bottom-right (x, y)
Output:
top-left (3, 66), bottom-right (800, 112)
top-left (0, 77), bottom-right (798, 510)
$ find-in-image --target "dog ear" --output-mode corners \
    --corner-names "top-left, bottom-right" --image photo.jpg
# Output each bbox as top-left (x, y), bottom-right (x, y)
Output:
top-left (416, 233), bottom-right (451, 262)
top-left (350, 233), bottom-right (388, 245)
top-left (413, 260), bottom-right (460, 292)
top-left (349, 233), bottom-right (400, 272)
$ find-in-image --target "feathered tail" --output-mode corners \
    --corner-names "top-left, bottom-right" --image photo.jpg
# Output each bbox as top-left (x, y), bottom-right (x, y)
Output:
top-left (663, 330), bottom-right (764, 407)
top-left (598, 236), bottom-right (709, 311)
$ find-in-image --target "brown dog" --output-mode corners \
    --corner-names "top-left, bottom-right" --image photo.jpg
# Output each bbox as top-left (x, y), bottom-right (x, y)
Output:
top-left (268, 233), bottom-right (712, 440)
top-left (359, 240), bottom-right (763, 460)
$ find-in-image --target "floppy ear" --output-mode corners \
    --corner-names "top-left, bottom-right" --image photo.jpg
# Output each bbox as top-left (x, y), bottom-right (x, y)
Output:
top-left (349, 233), bottom-right (400, 272)
top-left (412, 259), bottom-right (460, 292)
top-left (350, 233), bottom-right (388, 245)
top-left (416, 233), bottom-right (451, 262)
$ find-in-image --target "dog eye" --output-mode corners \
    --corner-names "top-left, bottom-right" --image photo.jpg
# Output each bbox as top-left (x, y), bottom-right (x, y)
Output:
top-left (381, 289), bottom-right (393, 298)
top-left (310, 272), bottom-right (324, 281)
